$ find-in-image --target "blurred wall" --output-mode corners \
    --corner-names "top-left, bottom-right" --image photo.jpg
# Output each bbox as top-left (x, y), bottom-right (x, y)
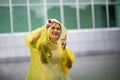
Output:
top-left (0, 28), bottom-right (120, 60)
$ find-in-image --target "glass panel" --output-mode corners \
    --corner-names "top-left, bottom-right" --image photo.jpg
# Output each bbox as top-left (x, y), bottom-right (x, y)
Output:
top-left (109, 4), bottom-right (116, 27)
top-left (30, 0), bottom-right (43, 3)
top-left (12, 0), bottom-right (26, 4)
top-left (115, 4), bottom-right (120, 27)
top-left (13, 6), bottom-right (28, 32)
top-left (79, 5), bottom-right (93, 29)
top-left (0, 0), bottom-right (9, 4)
top-left (47, 5), bottom-right (61, 22)
top-left (94, 5), bottom-right (107, 28)
top-left (30, 6), bottom-right (45, 30)
top-left (79, 0), bottom-right (91, 2)
top-left (108, 0), bottom-right (120, 2)
top-left (63, 5), bottom-right (77, 29)
top-left (63, 0), bottom-right (76, 3)
top-left (94, 0), bottom-right (106, 2)
top-left (46, 0), bottom-right (60, 3)
top-left (0, 7), bottom-right (11, 33)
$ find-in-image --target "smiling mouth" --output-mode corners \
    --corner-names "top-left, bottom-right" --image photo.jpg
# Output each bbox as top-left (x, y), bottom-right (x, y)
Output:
top-left (53, 34), bottom-right (59, 37)
top-left (52, 32), bottom-right (59, 36)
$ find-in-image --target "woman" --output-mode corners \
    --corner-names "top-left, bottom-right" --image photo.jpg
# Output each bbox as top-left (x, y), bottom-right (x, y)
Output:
top-left (25, 19), bottom-right (75, 80)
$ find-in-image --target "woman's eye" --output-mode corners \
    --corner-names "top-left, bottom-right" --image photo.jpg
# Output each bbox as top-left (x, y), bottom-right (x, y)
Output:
top-left (57, 27), bottom-right (60, 30)
top-left (51, 27), bottom-right (55, 30)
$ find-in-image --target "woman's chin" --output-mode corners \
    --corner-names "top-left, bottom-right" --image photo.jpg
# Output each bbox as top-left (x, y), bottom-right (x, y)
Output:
top-left (52, 36), bottom-right (59, 39)
top-left (52, 37), bottom-right (59, 42)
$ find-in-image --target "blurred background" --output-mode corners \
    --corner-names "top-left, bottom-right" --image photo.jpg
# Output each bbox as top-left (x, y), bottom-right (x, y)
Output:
top-left (0, 0), bottom-right (120, 80)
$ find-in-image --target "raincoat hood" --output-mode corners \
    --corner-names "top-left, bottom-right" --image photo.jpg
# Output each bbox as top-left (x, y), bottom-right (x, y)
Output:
top-left (46, 19), bottom-right (67, 41)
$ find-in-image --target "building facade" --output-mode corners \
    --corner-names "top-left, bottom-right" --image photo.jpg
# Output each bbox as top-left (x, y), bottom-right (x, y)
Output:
top-left (0, 0), bottom-right (120, 33)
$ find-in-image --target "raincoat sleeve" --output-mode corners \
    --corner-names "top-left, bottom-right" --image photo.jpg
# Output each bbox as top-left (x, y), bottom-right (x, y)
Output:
top-left (25, 26), bottom-right (46, 48)
top-left (62, 47), bottom-right (76, 73)
top-left (26, 28), bottom-right (42, 44)
top-left (25, 26), bottom-right (51, 80)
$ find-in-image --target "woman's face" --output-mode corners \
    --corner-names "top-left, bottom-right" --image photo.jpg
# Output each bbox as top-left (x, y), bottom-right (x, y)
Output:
top-left (49, 23), bottom-right (61, 43)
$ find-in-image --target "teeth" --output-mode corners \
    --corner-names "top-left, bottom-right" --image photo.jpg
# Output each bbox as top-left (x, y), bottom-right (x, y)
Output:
top-left (53, 33), bottom-right (58, 36)
top-left (54, 34), bottom-right (58, 36)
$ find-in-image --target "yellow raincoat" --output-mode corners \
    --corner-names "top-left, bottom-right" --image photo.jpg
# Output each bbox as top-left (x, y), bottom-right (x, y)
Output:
top-left (25, 19), bottom-right (75, 80)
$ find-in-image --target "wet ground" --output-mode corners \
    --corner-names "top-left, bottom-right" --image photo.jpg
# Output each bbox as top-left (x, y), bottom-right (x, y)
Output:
top-left (0, 53), bottom-right (120, 80)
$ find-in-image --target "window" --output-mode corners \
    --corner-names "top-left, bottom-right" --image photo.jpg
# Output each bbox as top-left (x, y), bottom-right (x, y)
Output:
top-left (63, 5), bottom-right (77, 29)
top-left (13, 6), bottom-right (28, 32)
top-left (109, 4), bottom-right (120, 27)
top-left (46, 0), bottom-right (60, 3)
top-left (47, 5), bottom-right (61, 22)
top-left (79, 4), bottom-right (93, 29)
top-left (0, 7), bottom-right (11, 33)
top-left (0, 0), bottom-right (120, 34)
top-left (94, 0), bottom-right (106, 2)
top-left (30, 6), bottom-right (45, 30)
top-left (79, 0), bottom-right (91, 3)
top-left (0, 0), bottom-right (9, 4)
top-left (94, 4), bottom-right (107, 28)
top-left (63, 0), bottom-right (76, 3)
top-left (12, 0), bottom-right (26, 4)
top-left (30, 0), bottom-right (43, 3)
